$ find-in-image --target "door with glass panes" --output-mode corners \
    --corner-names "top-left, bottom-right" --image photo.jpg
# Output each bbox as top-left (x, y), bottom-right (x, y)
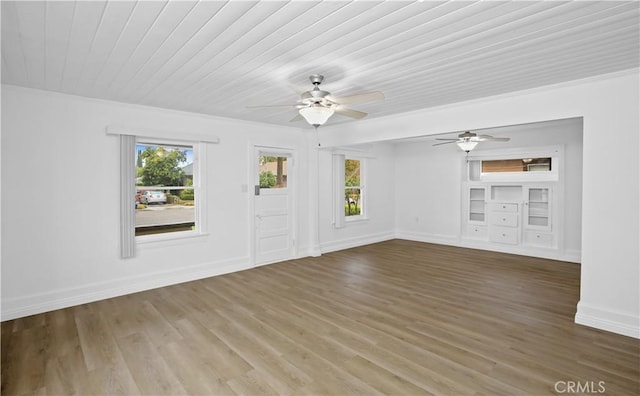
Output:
top-left (254, 149), bottom-right (294, 265)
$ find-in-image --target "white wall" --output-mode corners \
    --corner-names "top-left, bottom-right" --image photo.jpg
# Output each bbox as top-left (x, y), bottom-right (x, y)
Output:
top-left (320, 70), bottom-right (639, 338)
top-left (394, 141), bottom-right (462, 243)
top-left (1, 85), bottom-right (313, 319)
top-left (393, 118), bottom-right (584, 261)
top-left (317, 143), bottom-right (396, 252)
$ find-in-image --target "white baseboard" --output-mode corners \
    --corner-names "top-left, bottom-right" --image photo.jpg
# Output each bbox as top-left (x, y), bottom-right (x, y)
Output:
top-left (320, 232), bottom-right (395, 254)
top-left (575, 301), bottom-right (640, 339)
top-left (298, 244), bottom-right (321, 257)
top-left (395, 231), bottom-right (460, 246)
top-left (396, 230), bottom-right (581, 263)
top-left (560, 249), bottom-right (581, 263)
top-left (1, 256), bottom-right (251, 321)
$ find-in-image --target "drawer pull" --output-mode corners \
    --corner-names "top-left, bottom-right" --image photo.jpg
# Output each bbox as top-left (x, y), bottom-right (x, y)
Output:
top-left (502, 233), bottom-right (506, 237)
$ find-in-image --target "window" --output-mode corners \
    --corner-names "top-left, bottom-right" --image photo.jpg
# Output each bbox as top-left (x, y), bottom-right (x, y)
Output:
top-left (467, 148), bottom-right (560, 182)
top-left (332, 153), bottom-right (368, 228)
top-left (135, 141), bottom-right (196, 237)
top-left (345, 158), bottom-right (364, 218)
top-left (481, 157), bottom-right (552, 173)
top-left (259, 155), bottom-right (288, 188)
top-left (109, 127), bottom-right (217, 259)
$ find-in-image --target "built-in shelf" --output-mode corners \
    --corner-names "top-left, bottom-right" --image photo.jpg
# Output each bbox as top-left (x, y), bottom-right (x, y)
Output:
top-left (468, 187), bottom-right (486, 224)
top-left (491, 185), bottom-right (523, 201)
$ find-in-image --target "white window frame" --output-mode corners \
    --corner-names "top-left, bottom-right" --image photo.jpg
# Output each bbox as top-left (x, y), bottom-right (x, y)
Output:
top-left (135, 138), bottom-right (207, 244)
top-left (108, 125), bottom-right (218, 258)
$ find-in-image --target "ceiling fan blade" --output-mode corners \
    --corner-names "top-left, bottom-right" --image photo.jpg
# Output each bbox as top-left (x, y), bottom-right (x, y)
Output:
top-left (331, 91), bottom-right (384, 105)
top-left (435, 138), bottom-right (459, 141)
top-left (476, 135), bottom-right (510, 142)
top-left (289, 113), bottom-right (304, 123)
top-left (246, 104), bottom-right (300, 109)
top-left (335, 106), bottom-right (367, 119)
top-left (432, 141), bottom-right (458, 146)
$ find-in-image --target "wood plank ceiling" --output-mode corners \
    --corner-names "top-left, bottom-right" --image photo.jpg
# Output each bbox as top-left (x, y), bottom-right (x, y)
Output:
top-left (2, 1), bottom-right (639, 127)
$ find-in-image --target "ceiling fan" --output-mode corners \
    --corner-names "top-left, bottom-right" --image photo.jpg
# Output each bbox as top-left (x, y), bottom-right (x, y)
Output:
top-left (247, 74), bottom-right (384, 127)
top-left (433, 131), bottom-right (510, 153)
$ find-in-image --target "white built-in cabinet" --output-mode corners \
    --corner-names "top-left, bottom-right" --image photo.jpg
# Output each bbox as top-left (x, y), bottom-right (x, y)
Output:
top-left (524, 186), bottom-right (554, 247)
top-left (525, 187), bottom-right (550, 229)
top-left (464, 184), bottom-right (556, 250)
top-left (467, 187), bottom-right (488, 239)
top-left (462, 146), bottom-right (563, 257)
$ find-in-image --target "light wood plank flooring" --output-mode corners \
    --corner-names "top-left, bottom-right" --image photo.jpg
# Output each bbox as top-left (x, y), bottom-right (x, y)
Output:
top-left (2, 240), bottom-right (639, 395)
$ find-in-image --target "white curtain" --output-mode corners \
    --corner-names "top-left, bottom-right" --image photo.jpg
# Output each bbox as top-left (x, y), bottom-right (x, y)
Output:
top-left (332, 153), bottom-right (345, 228)
top-left (120, 134), bottom-right (136, 258)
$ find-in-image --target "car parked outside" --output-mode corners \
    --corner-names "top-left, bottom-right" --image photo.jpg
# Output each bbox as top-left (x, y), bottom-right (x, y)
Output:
top-left (140, 190), bottom-right (167, 205)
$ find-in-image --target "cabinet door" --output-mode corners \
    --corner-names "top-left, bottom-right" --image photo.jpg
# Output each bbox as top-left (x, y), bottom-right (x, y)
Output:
top-left (468, 187), bottom-right (486, 224)
top-left (525, 187), bottom-right (551, 230)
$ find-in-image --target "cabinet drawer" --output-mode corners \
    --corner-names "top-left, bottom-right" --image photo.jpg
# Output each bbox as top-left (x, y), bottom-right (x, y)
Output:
top-left (490, 226), bottom-right (518, 245)
top-left (491, 213), bottom-right (518, 227)
top-left (467, 225), bottom-right (488, 239)
top-left (490, 203), bottom-right (518, 213)
top-left (524, 231), bottom-right (554, 247)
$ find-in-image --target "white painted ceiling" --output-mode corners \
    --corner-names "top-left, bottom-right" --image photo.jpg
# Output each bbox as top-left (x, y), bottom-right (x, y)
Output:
top-left (2, 1), bottom-right (638, 128)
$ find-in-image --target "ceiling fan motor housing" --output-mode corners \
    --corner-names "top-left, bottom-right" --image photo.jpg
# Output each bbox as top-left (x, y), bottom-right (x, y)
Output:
top-left (459, 131), bottom-right (476, 139)
top-left (301, 90), bottom-right (331, 100)
top-left (301, 76), bottom-right (334, 106)
top-left (309, 74), bottom-right (324, 85)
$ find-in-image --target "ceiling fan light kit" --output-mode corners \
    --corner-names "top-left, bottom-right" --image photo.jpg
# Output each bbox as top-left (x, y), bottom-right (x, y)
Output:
top-left (299, 104), bottom-right (334, 126)
top-left (457, 140), bottom-right (479, 152)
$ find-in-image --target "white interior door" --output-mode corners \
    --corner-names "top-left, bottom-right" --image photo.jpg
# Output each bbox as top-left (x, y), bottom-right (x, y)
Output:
top-left (254, 149), bottom-right (294, 266)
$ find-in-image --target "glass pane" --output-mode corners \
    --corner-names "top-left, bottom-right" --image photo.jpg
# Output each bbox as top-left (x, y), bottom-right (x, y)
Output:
top-left (529, 188), bottom-right (549, 202)
top-left (259, 155), bottom-right (288, 188)
top-left (345, 187), bottom-right (361, 216)
top-left (470, 201), bottom-right (484, 214)
top-left (528, 216), bottom-right (548, 227)
top-left (470, 213), bottom-right (485, 222)
top-left (135, 143), bottom-right (195, 236)
top-left (345, 159), bottom-right (361, 186)
top-left (470, 188), bottom-right (484, 200)
top-left (345, 159), bottom-right (362, 217)
top-left (482, 158), bottom-right (551, 173)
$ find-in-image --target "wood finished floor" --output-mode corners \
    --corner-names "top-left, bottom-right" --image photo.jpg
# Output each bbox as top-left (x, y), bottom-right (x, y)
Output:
top-left (2, 240), bottom-right (639, 395)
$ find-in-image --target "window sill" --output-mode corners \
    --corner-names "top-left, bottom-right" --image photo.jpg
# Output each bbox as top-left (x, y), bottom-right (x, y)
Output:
top-left (136, 231), bottom-right (209, 246)
top-left (345, 216), bottom-right (369, 224)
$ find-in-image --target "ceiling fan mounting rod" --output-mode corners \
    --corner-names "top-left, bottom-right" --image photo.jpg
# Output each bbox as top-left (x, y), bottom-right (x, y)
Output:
top-left (309, 74), bottom-right (324, 86)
